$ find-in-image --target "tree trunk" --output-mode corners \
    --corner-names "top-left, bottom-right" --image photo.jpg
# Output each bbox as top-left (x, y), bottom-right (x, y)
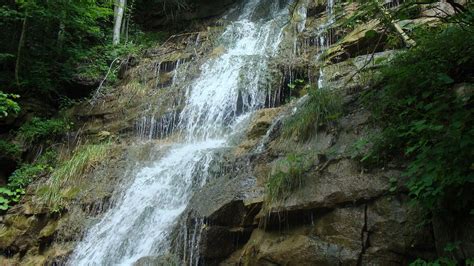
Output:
top-left (15, 10), bottom-right (28, 88)
top-left (113, 0), bottom-right (126, 45)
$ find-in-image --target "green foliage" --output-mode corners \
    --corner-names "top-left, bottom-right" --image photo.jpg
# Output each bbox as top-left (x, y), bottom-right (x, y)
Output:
top-left (0, 91), bottom-right (20, 118)
top-left (282, 87), bottom-right (342, 142)
top-left (0, 0), bottom-right (169, 98)
top-left (362, 23), bottom-right (474, 212)
top-left (287, 79), bottom-right (307, 98)
top-left (37, 143), bottom-right (109, 211)
top-left (410, 257), bottom-right (474, 266)
top-left (0, 149), bottom-right (56, 211)
top-left (1, 1), bottom-right (114, 93)
top-left (0, 140), bottom-right (21, 160)
top-left (74, 41), bottom-right (145, 83)
top-left (17, 117), bottom-right (71, 145)
top-left (267, 153), bottom-right (308, 202)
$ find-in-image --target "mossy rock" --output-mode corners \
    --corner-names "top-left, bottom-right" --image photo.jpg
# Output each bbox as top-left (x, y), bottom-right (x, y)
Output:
top-left (0, 225), bottom-right (23, 248)
top-left (39, 220), bottom-right (59, 239)
top-left (4, 214), bottom-right (34, 231)
top-left (22, 255), bottom-right (47, 266)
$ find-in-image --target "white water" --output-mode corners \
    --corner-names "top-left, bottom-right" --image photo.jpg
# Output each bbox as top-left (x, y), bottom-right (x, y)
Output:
top-left (69, 1), bottom-right (290, 265)
top-left (316, 0), bottom-right (336, 89)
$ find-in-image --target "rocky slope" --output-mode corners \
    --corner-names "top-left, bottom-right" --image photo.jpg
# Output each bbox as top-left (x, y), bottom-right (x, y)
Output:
top-left (1, 0), bottom-right (472, 265)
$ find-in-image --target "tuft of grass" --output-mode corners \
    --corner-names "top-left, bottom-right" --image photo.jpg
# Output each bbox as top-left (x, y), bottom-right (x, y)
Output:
top-left (267, 153), bottom-right (307, 203)
top-left (282, 87), bottom-right (342, 142)
top-left (37, 143), bottom-right (109, 211)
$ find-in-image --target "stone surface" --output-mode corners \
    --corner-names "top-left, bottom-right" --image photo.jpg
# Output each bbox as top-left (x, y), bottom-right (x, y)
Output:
top-left (264, 159), bottom-right (391, 213)
top-left (135, 0), bottom-right (241, 29)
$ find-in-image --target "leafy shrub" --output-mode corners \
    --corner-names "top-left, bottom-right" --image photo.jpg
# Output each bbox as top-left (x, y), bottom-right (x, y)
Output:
top-left (0, 149), bottom-right (56, 210)
top-left (283, 87), bottom-right (342, 142)
top-left (267, 154), bottom-right (307, 202)
top-left (17, 117), bottom-right (71, 145)
top-left (0, 140), bottom-right (21, 160)
top-left (0, 91), bottom-right (20, 118)
top-left (362, 23), bottom-right (474, 212)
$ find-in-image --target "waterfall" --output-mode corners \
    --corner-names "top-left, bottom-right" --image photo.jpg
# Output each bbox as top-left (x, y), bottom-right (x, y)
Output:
top-left (69, 1), bottom-right (290, 265)
top-left (316, 0), bottom-right (336, 89)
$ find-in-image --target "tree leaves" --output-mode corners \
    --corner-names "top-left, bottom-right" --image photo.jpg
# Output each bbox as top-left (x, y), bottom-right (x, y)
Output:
top-left (0, 91), bottom-right (20, 118)
top-left (362, 21), bottom-right (474, 212)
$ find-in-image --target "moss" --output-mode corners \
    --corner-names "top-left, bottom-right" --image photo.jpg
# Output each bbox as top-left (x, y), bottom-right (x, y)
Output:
top-left (0, 225), bottom-right (23, 248)
top-left (4, 214), bottom-right (32, 231)
top-left (39, 220), bottom-right (58, 238)
top-left (22, 255), bottom-right (47, 266)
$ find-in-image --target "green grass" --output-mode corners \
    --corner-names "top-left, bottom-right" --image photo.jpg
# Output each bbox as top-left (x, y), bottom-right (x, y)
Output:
top-left (282, 87), bottom-right (342, 142)
top-left (267, 153), bottom-right (307, 203)
top-left (37, 143), bottom-right (109, 211)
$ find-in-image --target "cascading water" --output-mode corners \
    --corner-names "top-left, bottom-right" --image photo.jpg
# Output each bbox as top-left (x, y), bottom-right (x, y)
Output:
top-left (69, 1), bottom-right (290, 265)
top-left (316, 0), bottom-right (336, 89)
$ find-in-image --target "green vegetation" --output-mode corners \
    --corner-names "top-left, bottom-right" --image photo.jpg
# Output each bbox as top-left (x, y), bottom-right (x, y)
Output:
top-left (410, 257), bottom-right (474, 266)
top-left (0, 149), bottom-right (56, 210)
top-left (361, 21), bottom-right (474, 212)
top-left (0, 0), bottom-right (169, 101)
top-left (0, 140), bottom-right (21, 160)
top-left (282, 87), bottom-right (342, 142)
top-left (1, 1), bottom-right (113, 94)
top-left (37, 143), bottom-right (110, 211)
top-left (0, 141), bottom-right (111, 212)
top-left (0, 91), bottom-right (20, 118)
top-left (17, 117), bottom-right (71, 145)
top-left (267, 153), bottom-right (308, 202)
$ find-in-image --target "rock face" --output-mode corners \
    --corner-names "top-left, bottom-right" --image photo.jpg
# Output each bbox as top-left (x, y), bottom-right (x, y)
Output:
top-left (178, 65), bottom-right (438, 264)
top-left (134, 0), bottom-right (242, 30)
top-left (1, 0), bottom-right (472, 265)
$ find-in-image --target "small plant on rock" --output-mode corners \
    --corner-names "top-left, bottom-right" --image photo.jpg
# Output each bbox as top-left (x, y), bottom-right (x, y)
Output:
top-left (282, 86), bottom-right (342, 142)
top-left (267, 153), bottom-right (308, 203)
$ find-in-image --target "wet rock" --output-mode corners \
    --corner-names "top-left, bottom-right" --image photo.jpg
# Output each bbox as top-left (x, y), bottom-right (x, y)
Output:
top-left (265, 159), bottom-right (391, 213)
top-left (200, 226), bottom-right (253, 264)
top-left (238, 228), bottom-right (360, 265)
top-left (362, 195), bottom-right (436, 264)
top-left (235, 108), bottom-right (281, 155)
top-left (188, 174), bottom-right (263, 227)
top-left (134, 254), bottom-right (180, 266)
top-left (326, 20), bottom-right (389, 63)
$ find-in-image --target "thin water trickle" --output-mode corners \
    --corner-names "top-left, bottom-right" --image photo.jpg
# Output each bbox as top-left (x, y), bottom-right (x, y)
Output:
top-left (69, 1), bottom-right (291, 265)
top-left (316, 0), bottom-right (336, 89)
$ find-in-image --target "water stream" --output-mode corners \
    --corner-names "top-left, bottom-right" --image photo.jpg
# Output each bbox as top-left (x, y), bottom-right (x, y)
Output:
top-left (316, 0), bottom-right (336, 89)
top-left (69, 1), bottom-right (291, 265)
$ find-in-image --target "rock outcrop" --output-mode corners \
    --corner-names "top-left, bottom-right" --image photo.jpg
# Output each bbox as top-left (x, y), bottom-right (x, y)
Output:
top-left (1, 0), bottom-right (472, 265)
